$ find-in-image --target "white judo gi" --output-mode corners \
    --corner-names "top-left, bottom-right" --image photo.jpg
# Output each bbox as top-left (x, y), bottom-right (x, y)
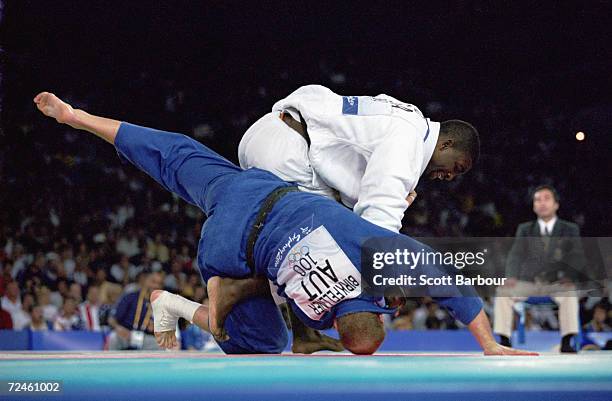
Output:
top-left (238, 85), bottom-right (439, 232)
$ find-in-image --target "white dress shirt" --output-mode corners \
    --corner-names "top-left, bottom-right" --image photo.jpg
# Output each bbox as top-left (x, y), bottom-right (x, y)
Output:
top-left (537, 216), bottom-right (557, 236)
top-left (1, 296), bottom-right (21, 316)
top-left (271, 85), bottom-right (439, 232)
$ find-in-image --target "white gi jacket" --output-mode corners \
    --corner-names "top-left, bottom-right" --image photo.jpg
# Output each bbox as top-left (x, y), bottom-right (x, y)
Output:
top-left (242, 85), bottom-right (439, 232)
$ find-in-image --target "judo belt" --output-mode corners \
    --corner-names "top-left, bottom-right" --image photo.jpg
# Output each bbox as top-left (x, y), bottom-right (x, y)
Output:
top-left (280, 111), bottom-right (310, 147)
top-left (246, 186), bottom-right (299, 274)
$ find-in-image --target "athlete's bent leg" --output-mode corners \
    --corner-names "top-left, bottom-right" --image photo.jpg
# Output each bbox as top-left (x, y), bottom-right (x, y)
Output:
top-left (207, 275), bottom-right (344, 353)
top-left (206, 276), bottom-right (271, 342)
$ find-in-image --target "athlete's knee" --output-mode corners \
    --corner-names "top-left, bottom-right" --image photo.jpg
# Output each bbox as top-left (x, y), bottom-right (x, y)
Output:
top-left (336, 312), bottom-right (385, 355)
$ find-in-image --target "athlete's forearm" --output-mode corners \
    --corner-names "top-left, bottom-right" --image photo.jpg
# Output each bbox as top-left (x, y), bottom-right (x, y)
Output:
top-left (467, 309), bottom-right (497, 351)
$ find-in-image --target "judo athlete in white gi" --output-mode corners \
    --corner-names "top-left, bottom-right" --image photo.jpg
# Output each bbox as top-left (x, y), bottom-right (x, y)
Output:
top-left (239, 85), bottom-right (479, 232)
top-left (34, 91), bottom-right (534, 356)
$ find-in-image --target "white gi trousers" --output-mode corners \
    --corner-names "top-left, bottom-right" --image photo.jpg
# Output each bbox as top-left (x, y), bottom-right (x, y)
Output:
top-left (238, 112), bottom-right (337, 201)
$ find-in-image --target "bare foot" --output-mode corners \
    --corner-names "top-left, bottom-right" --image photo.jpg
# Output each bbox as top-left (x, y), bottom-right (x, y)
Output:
top-left (484, 343), bottom-right (539, 356)
top-left (206, 276), bottom-right (240, 342)
top-left (150, 290), bottom-right (178, 349)
top-left (33, 92), bottom-right (78, 126)
top-left (292, 331), bottom-right (345, 354)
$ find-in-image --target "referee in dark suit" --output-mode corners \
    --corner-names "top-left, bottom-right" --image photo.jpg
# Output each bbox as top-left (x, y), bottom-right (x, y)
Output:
top-left (494, 185), bottom-right (585, 353)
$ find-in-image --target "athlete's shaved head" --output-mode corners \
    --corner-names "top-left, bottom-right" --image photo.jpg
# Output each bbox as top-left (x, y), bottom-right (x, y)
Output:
top-left (336, 312), bottom-right (385, 355)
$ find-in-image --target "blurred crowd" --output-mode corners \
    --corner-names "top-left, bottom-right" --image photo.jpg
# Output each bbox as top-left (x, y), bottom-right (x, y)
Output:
top-left (0, 220), bottom-right (207, 334)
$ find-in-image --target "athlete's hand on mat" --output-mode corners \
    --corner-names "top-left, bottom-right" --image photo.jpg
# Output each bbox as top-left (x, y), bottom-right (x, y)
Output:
top-left (483, 342), bottom-right (539, 356)
top-left (406, 191), bottom-right (417, 207)
top-left (33, 92), bottom-right (77, 125)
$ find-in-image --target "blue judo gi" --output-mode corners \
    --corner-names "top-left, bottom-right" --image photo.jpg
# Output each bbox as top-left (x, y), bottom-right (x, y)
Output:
top-left (115, 123), bottom-right (483, 354)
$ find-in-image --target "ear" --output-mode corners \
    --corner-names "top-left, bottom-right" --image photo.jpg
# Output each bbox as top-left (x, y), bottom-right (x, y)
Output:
top-left (439, 139), bottom-right (454, 150)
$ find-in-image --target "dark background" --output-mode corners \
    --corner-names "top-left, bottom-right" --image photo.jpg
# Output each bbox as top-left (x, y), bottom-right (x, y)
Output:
top-left (1, 1), bottom-right (611, 238)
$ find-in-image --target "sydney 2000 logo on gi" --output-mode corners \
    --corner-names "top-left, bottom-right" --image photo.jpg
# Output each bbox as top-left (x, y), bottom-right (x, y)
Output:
top-left (277, 226), bottom-right (361, 320)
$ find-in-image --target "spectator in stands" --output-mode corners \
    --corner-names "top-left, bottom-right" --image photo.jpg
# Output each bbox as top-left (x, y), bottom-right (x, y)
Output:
top-left (146, 234), bottom-right (169, 263)
top-left (0, 264), bottom-right (11, 295)
top-left (99, 284), bottom-right (122, 330)
top-left (116, 229), bottom-right (141, 258)
top-left (53, 297), bottom-right (83, 331)
top-left (11, 293), bottom-right (34, 330)
top-left (177, 245), bottom-right (193, 271)
top-left (494, 185), bottom-right (585, 353)
top-left (584, 303), bottom-right (611, 333)
top-left (94, 269), bottom-right (121, 305)
top-left (124, 270), bottom-right (147, 294)
top-left (36, 286), bottom-right (59, 324)
top-left (9, 245), bottom-right (29, 279)
top-left (110, 255), bottom-right (134, 286)
top-left (69, 282), bottom-right (83, 303)
top-left (180, 273), bottom-right (200, 299)
top-left (164, 259), bottom-right (186, 292)
top-left (51, 279), bottom-right (69, 308)
top-left (1, 281), bottom-right (22, 319)
top-left (107, 271), bottom-right (163, 350)
top-left (29, 305), bottom-right (50, 331)
top-left (0, 303), bottom-right (13, 329)
top-left (60, 246), bottom-right (76, 280)
top-left (425, 303), bottom-right (444, 330)
top-left (72, 260), bottom-right (89, 287)
top-left (80, 285), bottom-right (102, 331)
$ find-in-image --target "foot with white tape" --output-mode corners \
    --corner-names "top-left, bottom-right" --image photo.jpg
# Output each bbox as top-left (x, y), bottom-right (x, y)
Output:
top-left (151, 290), bottom-right (200, 349)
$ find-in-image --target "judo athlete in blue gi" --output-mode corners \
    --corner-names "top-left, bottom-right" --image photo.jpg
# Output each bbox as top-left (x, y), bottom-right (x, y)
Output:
top-left (34, 91), bottom-right (537, 356)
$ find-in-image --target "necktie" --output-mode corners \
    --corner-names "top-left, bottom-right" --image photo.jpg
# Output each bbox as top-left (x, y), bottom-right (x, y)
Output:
top-left (543, 226), bottom-right (551, 251)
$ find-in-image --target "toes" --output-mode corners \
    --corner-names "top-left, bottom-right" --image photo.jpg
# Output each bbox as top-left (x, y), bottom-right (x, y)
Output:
top-left (33, 92), bottom-right (48, 103)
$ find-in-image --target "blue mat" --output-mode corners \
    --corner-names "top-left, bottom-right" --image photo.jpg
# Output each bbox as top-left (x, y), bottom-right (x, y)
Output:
top-left (1, 352), bottom-right (611, 400)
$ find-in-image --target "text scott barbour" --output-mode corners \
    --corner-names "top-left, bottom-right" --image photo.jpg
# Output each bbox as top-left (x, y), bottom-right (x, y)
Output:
top-left (369, 248), bottom-right (507, 287)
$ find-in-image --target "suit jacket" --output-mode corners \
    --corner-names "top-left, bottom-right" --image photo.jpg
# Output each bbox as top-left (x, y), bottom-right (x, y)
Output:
top-left (506, 218), bottom-right (586, 282)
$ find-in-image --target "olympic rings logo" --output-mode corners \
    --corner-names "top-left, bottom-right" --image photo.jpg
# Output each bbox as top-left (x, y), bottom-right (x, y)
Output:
top-left (288, 246), bottom-right (310, 263)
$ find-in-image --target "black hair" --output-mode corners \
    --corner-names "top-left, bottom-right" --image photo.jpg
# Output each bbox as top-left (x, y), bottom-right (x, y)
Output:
top-left (439, 119), bottom-right (480, 165)
top-left (533, 185), bottom-right (560, 203)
